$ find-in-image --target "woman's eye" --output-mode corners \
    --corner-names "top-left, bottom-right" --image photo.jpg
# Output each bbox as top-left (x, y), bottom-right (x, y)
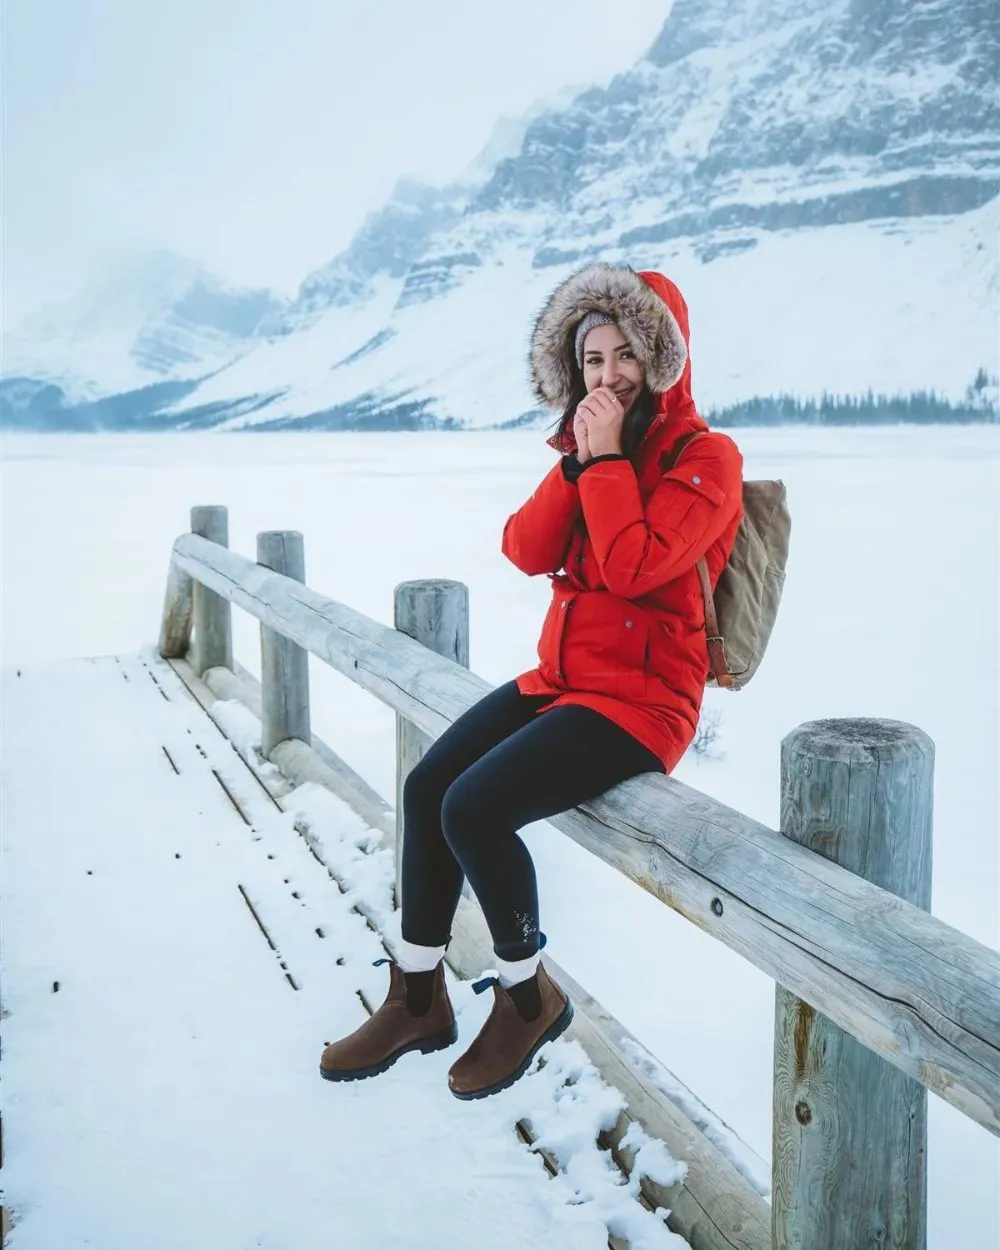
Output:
top-left (620, 350), bottom-right (634, 360)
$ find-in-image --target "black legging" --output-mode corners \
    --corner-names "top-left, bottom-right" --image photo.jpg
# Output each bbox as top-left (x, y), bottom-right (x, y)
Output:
top-left (400, 680), bottom-right (663, 962)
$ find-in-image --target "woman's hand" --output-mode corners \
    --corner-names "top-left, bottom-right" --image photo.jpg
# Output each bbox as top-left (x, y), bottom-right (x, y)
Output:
top-left (572, 409), bottom-right (592, 463)
top-left (577, 388), bottom-right (625, 458)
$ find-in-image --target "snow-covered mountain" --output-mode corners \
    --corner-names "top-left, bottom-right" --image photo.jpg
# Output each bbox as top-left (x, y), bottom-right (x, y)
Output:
top-left (1, 252), bottom-right (288, 428)
top-left (5, 0), bottom-right (998, 430)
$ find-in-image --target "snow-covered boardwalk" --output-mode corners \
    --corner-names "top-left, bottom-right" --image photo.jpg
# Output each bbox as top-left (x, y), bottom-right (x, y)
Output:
top-left (1, 652), bottom-right (684, 1250)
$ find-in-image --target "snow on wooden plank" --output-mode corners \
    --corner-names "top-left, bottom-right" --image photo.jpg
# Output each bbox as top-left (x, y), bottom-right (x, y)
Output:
top-left (0, 653), bottom-right (688, 1250)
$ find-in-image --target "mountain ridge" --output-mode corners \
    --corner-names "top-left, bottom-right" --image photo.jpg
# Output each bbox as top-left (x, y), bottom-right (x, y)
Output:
top-left (4, 0), bottom-right (997, 430)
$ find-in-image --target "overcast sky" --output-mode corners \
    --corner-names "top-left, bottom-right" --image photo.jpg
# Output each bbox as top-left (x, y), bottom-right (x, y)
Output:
top-left (4, 1), bottom-right (669, 327)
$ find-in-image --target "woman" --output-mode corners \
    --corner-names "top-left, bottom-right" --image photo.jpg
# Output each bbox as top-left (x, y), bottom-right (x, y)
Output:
top-left (320, 263), bottom-right (744, 1100)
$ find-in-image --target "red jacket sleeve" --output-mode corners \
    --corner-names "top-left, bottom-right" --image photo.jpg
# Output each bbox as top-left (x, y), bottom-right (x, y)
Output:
top-left (502, 460), bottom-right (582, 576)
top-left (576, 434), bottom-right (743, 598)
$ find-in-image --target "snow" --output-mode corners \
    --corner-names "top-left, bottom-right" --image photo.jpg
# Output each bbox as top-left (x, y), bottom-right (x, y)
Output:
top-left (162, 197), bottom-right (998, 428)
top-left (1, 654), bottom-right (684, 1250)
top-left (2, 426), bottom-right (999, 1247)
top-left (619, 1038), bottom-right (770, 1198)
top-left (462, 82), bottom-right (595, 183)
top-left (190, 277), bottom-right (407, 424)
top-left (1, 252), bottom-right (276, 405)
top-left (5, 0), bottom-right (995, 426)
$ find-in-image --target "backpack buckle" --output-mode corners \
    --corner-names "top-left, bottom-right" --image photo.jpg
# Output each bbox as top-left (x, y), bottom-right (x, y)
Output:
top-left (705, 634), bottom-right (734, 688)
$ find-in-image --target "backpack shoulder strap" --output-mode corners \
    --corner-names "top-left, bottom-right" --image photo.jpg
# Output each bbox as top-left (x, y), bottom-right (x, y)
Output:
top-left (697, 560), bottom-right (732, 687)
top-left (661, 430), bottom-right (735, 689)
top-left (661, 430), bottom-right (707, 471)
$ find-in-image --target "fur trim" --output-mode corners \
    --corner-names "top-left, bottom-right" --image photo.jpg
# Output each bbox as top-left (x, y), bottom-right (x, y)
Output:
top-left (529, 264), bottom-right (688, 410)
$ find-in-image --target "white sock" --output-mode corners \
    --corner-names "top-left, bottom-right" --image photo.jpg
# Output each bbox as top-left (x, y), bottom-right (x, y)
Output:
top-left (495, 950), bottom-right (541, 989)
top-left (395, 938), bottom-right (446, 974)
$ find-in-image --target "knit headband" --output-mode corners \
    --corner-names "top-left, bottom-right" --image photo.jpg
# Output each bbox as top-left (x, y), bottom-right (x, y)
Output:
top-left (574, 311), bottom-right (617, 368)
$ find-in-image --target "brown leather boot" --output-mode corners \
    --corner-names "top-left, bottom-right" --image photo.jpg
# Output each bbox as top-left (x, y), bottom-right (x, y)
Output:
top-left (320, 958), bottom-right (457, 1082)
top-left (447, 963), bottom-right (573, 1100)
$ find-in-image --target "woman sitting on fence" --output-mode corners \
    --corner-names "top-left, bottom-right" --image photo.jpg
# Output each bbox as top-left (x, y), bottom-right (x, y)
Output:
top-left (320, 263), bottom-right (744, 1099)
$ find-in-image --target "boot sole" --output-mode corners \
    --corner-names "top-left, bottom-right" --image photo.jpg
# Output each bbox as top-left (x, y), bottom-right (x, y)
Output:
top-left (319, 1022), bottom-right (458, 1083)
top-left (449, 997), bottom-right (575, 1101)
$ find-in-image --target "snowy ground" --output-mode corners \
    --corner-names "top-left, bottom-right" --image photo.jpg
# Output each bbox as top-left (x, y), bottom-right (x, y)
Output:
top-left (2, 653), bottom-right (685, 1249)
top-left (2, 427), bottom-right (999, 1247)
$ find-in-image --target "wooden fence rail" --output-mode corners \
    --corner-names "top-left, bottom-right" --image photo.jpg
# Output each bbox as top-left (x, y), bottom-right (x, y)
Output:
top-left (160, 507), bottom-right (1000, 1250)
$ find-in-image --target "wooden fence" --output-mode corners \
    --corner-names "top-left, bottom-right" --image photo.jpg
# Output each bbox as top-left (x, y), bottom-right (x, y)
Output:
top-left (159, 505), bottom-right (1000, 1250)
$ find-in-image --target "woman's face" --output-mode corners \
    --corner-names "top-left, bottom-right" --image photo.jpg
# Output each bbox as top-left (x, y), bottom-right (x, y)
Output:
top-left (581, 324), bottom-right (645, 415)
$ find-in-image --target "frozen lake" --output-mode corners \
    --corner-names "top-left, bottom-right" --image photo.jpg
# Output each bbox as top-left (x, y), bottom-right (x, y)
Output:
top-left (2, 425), bottom-right (998, 1246)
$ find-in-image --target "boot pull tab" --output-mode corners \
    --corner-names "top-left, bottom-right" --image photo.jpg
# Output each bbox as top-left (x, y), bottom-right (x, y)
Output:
top-left (373, 957), bottom-right (392, 967)
top-left (472, 975), bottom-right (499, 995)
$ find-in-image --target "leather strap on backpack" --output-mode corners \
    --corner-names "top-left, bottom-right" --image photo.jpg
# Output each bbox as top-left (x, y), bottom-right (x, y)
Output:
top-left (664, 431), bottom-right (735, 689)
top-left (696, 556), bottom-right (734, 689)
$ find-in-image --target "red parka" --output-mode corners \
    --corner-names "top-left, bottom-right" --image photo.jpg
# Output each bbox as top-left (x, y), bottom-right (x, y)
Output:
top-left (502, 268), bottom-right (743, 773)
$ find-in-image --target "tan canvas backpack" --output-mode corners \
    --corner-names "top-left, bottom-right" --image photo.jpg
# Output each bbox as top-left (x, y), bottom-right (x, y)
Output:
top-left (668, 432), bottom-right (791, 690)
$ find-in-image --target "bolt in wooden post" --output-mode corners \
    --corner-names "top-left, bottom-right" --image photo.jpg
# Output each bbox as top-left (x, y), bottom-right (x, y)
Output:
top-left (190, 506), bottom-right (233, 677)
top-left (393, 580), bottom-right (470, 913)
top-left (774, 718), bottom-right (934, 1250)
top-left (257, 531), bottom-right (311, 759)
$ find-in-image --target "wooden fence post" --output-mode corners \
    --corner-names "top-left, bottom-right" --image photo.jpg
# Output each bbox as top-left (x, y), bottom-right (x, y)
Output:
top-left (158, 561), bottom-right (193, 659)
top-left (774, 718), bottom-right (934, 1250)
top-left (257, 531), bottom-right (311, 758)
top-left (393, 580), bottom-right (470, 911)
top-left (190, 506), bottom-right (233, 677)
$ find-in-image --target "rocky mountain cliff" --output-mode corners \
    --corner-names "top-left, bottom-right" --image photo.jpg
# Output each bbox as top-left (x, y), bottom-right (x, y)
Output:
top-left (476, 0), bottom-right (996, 230)
top-left (5, 0), bottom-right (997, 430)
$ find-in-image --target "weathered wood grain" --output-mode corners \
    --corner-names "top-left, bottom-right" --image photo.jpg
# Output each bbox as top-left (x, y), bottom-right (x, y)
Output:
top-left (544, 788), bottom-right (998, 1136)
top-left (166, 533), bottom-right (1000, 1134)
top-left (165, 651), bottom-right (768, 1250)
top-left (773, 720), bottom-right (932, 1249)
top-left (157, 560), bottom-right (193, 658)
top-left (201, 661), bottom-right (395, 838)
top-left (256, 531), bottom-right (311, 758)
top-left (189, 508), bottom-right (233, 676)
top-left (393, 580), bottom-right (470, 909)
top-left (445, 895), bottom-right (770, 1250)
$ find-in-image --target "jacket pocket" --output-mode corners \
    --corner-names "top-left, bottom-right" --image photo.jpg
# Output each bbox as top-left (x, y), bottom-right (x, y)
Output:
top-left (615, 609), bottom-right (649, 700)
top-left (536, 580), bottom-right (573, 681)
top-left (663, 467), bottom-right (727, 508)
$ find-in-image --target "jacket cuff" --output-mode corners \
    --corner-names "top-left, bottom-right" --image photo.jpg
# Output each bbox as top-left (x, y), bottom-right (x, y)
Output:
top-left (575, 453), bottom-right (628, 477)
top-left (560, 454), bottom-right (585, 483)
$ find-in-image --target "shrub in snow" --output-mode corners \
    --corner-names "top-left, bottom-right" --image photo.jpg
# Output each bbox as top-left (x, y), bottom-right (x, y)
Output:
top-left (688, 709), bottom-right (723, 762)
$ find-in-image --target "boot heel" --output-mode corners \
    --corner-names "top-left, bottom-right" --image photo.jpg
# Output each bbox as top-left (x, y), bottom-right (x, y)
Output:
top-left (545, 997), bottom-right (574, 1044)
top-left (418, 1023), bottom-right (458, 1054)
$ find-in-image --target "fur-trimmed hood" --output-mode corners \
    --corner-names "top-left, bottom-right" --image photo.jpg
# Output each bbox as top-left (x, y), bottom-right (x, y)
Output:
top-left (529, 264), bottom-right (690, 412)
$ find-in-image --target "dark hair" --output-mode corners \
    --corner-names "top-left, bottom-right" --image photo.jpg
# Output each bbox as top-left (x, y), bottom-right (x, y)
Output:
top-left (551, 370), bottom-right (656, 462)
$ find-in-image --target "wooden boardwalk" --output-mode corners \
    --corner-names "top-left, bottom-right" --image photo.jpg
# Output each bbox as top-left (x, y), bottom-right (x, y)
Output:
top-left (1, 652), bottom-right (666, 1250)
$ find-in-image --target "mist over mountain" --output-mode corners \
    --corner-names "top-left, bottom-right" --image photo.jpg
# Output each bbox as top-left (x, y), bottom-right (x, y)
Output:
top-left (5, 0), bottom-right (996, 431)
